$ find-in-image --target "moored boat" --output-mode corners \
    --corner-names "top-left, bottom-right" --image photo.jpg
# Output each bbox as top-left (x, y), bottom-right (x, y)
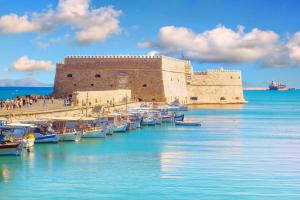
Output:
top-left (0, 123), bottom-right (36, 148)
top-left (45, 117), bottom-right (83, 142)
top-left (108, 113), bottom-right (128, 133)
top-left (57, 129), bottom-right (82, 142)
top-left (141, 117), bottom-right (156, 126)
top-left (174, 113), bottom-right (184, 121)
top-left (168, 101), bottom-right (188, 111)
top-left (0, 142), bottom-right (23, 156)
top-left (82, 127), bottom-right (106, 138)
top-left (113, 123), bottom-right (128, 133)
top-left (34, 133), bottom-right (59, 143)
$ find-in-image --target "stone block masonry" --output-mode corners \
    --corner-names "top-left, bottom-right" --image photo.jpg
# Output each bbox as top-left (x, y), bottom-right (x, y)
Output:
top-left (54, 55), bottom-right (246, 104)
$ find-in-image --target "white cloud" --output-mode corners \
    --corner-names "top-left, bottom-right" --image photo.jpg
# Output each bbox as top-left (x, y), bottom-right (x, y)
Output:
top-left (287, 32), bottom-right (300, 62)
top-left (0, 0), bottom-right (122, 44)
top-left (0, 14), bottom-right (42, 34)
top-left (13, 56), bottom-right (53, 72)
top-left (74, 6), bottom-right (122, 44)
top-left (139, 25), bottom-right (280, 64)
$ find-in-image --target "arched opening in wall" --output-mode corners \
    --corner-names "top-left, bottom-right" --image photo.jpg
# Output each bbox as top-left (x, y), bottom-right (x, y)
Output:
top-left (220, 97), bottom-right (226, 100)
top-left (230, 76), bottom-right (233, 79)
top-left (91, 83), bottom-right (94, 86)
top-left (190, 97), bottom-right (198, 101)
top-left (238, 76), bottom-right (240, 79)
top-left (152, 98), bottom-right (156, 101)
top-left (142, 84), bottom-right (147, 87)
top-left (138, 98), bottom-right (143, 102)
top-left (95, 74), bottom-right (101, 78)
top-left (110, 84), bottom-right (113, 87)
top-left (67, 74), bottom-right (72, 77)
top-left (235, 97), bottom-right (240, 100)
top-left (74, 83), bottom-right (77, 86)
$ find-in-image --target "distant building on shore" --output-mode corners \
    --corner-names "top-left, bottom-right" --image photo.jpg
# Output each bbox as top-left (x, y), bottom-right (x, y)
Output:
top-left (53, 55), bottom-right (246, 104)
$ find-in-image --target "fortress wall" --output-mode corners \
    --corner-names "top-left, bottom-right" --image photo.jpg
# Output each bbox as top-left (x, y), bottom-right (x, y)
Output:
top-left (54, 56), bottom-right (166, 102)
top-left (188, 69), bottom-right (246, 104)
top-left (54, 56), bottom-right (247, 105)
top-left (72, 90), bottom-right (131, 106)
top-left (161, 56), bottom-right (190, 103)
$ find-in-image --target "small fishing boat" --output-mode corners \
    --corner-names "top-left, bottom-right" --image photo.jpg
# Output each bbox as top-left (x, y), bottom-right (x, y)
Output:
top-left (0, 123), bottom-right (35, 148)
top-left (0, 142), bottom-right (23, 156)
top-left (18, 120), bottom-right (59, 143)
top-left (168, 101), bottom-right (188, 111)
top-left (174, 113), bottom-right (184, 121)
top-left (35, 133), bottom-right (59, 143)
top-left (97, 116), bottom-right (114, 136)
top-left (162, 114), bottom-right (175, 123)
top-left (57, 129), bottom-right (82, 142)
top-left (175, 121), bottom-right (201, 126)
top-left (108, 113), bottom-right (128, 133)
top-left (141, 117), bottom-right (156, 126)
top-left (78, 117), bottom-right (106, 138)
top-left (45, 117), bottom-right (83, 142)
top-left (113, 123), bottom-right (128, 133)
top-left (82, 127), bottom-right (106, 138)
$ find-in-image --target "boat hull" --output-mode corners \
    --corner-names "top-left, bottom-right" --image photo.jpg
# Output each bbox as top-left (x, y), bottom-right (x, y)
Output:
top-left (35, 134), bottom-right (59, 143)
top-left (0, 143), bottom-right (23, 156)
top-left (141, 119), bottom-right (156, 126)
top-left (174, 114), bottom-right (184, 121)
top-left (58, 132), bottom-right (82, 142)
top-left (113, 124), bottom-right (127, 133)
top-left (82, 129), bottom-right (106, 138)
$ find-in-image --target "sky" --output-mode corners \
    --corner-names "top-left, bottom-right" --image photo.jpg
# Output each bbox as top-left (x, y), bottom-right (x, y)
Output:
top-left (0, 0), bottom-right (300, 87)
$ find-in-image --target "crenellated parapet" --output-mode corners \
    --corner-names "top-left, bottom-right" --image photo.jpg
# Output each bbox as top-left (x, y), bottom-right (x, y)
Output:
top-left (63, 55), bottom-right (163, 65)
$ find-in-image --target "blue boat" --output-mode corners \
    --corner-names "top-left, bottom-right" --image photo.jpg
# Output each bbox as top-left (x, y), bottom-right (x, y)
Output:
top-left (174, 113), bottom-right (184, 121)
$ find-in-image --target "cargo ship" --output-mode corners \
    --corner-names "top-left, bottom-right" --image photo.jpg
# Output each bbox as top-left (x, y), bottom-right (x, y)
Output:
top-left (269, 81), bottom-right (287, 90)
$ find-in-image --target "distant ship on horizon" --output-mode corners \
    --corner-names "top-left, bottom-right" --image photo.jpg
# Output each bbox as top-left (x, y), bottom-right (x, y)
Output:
top-left (269, 81), bottom-right (288, 90)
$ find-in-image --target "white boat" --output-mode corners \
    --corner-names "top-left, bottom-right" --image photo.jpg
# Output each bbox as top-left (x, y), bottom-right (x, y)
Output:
top-left (175, 121), bottom-right (201, 126)
top-left (0, 142), bottom-right (23, 156)
top-left (113, 124), bottom-right (128, 133)
top-left (58, 130), bottom-right (82, 142)
top-left (108, 113), bottom-right (128, 133)
top-left (141, 117), bottom-right (156, 126)
top-left (82, 128), bottom-right (106, 138)
top-left (44, 117), bottom-right (84, 142)
top-left (168, 101), bottom-right (188, 111)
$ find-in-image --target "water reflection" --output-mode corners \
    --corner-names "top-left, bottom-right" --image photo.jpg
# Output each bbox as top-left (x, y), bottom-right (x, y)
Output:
top-left (0, 164), bottom-right (12, 183)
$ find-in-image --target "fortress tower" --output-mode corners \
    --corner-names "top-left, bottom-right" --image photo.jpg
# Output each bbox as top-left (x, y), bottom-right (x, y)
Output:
top-left (53, 55), bottom-right (246, 104)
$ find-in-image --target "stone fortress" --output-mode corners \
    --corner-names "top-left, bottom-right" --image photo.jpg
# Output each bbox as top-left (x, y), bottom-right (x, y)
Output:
top-left (53, 55), bottom-right (247, 105)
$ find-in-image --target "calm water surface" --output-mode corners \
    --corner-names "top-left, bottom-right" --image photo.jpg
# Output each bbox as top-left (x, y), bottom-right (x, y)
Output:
top-left (0, 87), bottom-right (53, 100)
top-left (1, 90), bottom-right (300, 200)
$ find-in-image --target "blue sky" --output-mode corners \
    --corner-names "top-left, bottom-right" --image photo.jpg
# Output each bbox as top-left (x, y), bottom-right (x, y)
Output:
top-left (0, 0), bottom-right (300, 87)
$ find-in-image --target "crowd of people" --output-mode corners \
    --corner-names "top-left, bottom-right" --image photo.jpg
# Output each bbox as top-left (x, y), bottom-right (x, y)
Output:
top-left (0, 95), bottom-right (54, 110)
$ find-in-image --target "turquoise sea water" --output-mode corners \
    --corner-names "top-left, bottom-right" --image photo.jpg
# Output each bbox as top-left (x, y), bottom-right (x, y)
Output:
top-left (0, 87), bottom-right (53, 100)
top-left (1, 90), bottom-right (300, 200)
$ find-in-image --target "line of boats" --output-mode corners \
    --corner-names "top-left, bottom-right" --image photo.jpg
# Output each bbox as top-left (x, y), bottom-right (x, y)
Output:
top-left (0, 102), bottom-right (201, 156)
